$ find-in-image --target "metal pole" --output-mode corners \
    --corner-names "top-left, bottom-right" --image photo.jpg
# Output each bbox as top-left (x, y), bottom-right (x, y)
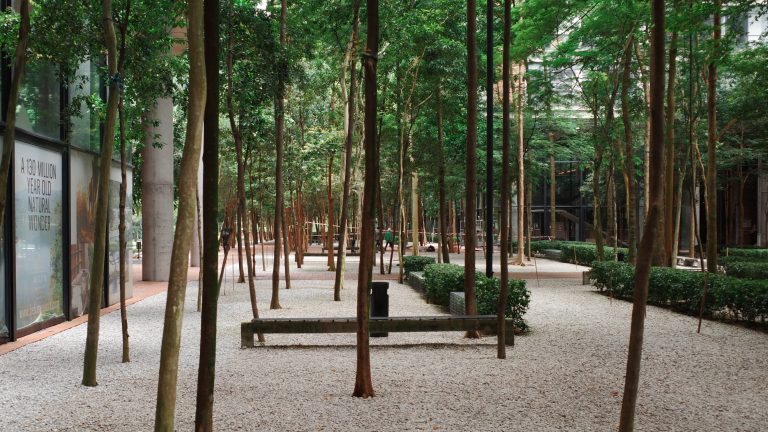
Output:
top-left (485, 0), bottom-right (494, 277)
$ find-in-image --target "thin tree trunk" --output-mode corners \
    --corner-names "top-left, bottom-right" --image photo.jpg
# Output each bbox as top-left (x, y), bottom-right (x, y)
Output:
top-left (664, 4), bottom-right (680, 266)
top-left (353, 0), bottom-right (378, 398)
top-left (235, 209), bottom-right (245, 283)
top-left (327, 155), bottom-right (336, 271)
top-left (706, 0), bottom-right (720, 273)
top-left (515, 60), bottom-right (526, 266)
top-left (334, 0), bottom-right (361, 300)
top-left (281, 207), bottom-right (291, 291)
top-left (618, 0), bottom-right (664, 428)
top-left (83, 0), bottom-right (119, 387)
top-left (464, 0), bottom-right (480, 338)
top-left (0, 0), bottom-right (29, 237)
top-left (437, 83), bottom-right (451, 264)
top-left (154, 0), bottom-right (205, 427)
top-left (194, 1), bottom-right (221, 427)
top-left (271, 0), bottom-right (288, 308)
top-left (498, 0), bottom-right (512, 359)
top-left (549, 143), bottom-right (556, 240)
top-left (621, 36), bottom-right (637, 263)
top-left (118, 98), bottom-right (130, 363)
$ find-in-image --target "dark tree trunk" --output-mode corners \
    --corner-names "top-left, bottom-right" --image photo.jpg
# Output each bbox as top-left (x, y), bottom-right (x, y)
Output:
top-left (464, 0), bottom-right (479, 338)
top-left (195, 1), bottom-right (221, 428)
top-left (498, 0), bottom-right (512, 359)
top-left (663, 3), bottom-right (680, 266)
top-left (706, 0), bottom-right (720, 273)
top-left (621, 36), bottom-right (637, 263)
top-left (0, 0), bottom-right (29, 237)
top-left (353, 0), bottom-right (378, 399)
top-left (271, 0), bottom-right (288, 309)
top-left (437, 83), bottom-right (451, 264)
top-left (618, 0), bottom-right (665, 428)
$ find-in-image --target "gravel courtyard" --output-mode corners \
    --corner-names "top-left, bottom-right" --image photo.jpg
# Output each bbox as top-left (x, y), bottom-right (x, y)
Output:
top-left (1, 255), bottom-right (766, 431)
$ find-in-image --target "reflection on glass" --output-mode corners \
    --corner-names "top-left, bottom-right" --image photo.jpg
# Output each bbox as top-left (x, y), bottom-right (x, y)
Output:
top-left (107, 168), bottom-right (133, 306)
top-left (16, 62), bottom-right (61, 139)
top-left (69, 150), bottom-right (98, 317)
top-left (14, 142), bottom-right (64, 331)
top-left (69, 60), bottom-right (101, 151)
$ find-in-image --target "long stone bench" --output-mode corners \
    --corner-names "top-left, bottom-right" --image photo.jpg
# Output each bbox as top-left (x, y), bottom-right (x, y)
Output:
top-left (241, 315), bottom-right (515, 348)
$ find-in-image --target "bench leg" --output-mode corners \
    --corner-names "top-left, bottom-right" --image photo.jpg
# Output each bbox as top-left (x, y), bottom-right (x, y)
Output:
top-left (241, 324), bottom-right (255, 348)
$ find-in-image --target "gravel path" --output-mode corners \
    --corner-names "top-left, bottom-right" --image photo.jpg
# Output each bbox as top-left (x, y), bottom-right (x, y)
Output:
top-left (1, 256), bottom-right (766, 431)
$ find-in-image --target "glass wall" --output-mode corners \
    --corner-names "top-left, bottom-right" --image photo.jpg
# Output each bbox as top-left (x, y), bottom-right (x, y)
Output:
top-left (16, 61), bottom-right (61, 140)
top-left (69, 150), bottom-right (98, 317)
top-left (107, 165), bottom-right (133, 306)
top-left (68, 60), bottom-right (101, 152)
top-left (14, 141), bottom-right (64, 334)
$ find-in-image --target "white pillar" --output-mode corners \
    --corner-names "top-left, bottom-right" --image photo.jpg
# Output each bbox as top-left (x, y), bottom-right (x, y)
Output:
top-left (141, 97), bottom-right (174, 281)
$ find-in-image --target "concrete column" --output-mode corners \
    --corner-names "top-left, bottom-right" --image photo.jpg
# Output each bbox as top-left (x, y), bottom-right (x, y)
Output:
top-left (142, 97), bottom-right (174, 281)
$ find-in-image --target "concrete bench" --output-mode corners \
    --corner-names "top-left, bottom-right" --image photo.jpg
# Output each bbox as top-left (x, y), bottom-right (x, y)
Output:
top-left (241, 315), bottom-right (515, 348)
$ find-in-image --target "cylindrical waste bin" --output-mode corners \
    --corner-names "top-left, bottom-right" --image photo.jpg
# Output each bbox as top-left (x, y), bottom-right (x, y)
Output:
top-left (370, 282), bottom-right (389, 337)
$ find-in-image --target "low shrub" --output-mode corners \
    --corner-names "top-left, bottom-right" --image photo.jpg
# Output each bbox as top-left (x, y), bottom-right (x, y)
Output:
top-left (723, 248), bottom-right (768, 260)
top-left (403, 256), bottom-right (436, 276)
top-left (424, 263), bottom-right (464, 306)
top-left (530, 240), bottom-right (627, 265)
top-left (722, 260), bottom-right (768, 280)
top-left (423, 263), bottom-right (531, 328)
top-left (588, 261), bottom-right (768, 323)
top-left (475, 275), bottom-right (530, 329)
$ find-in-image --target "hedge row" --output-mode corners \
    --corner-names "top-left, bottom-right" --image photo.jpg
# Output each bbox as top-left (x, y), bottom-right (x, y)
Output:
top-left (530, 240), bottom-right (628, 265)
top-left (423, 263), bottom-right (530, 329)
top-left (722, 260), bottom-right (768, 280)
top-left (403, 256), bottom-right (436, 275)
top-left (722, 248), bottom-right (768, 260)
top-left (589, 261), bottom-right (768, 323)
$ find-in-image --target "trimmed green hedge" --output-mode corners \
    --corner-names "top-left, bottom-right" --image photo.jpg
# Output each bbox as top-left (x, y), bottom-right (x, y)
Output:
top-left (476, 276), bottom-right (530, 329)
top-left (722, 260), bottom-right (768, 280)
top-left (589, 261), bottom-right (768, 323)
top-left (403, 256), bottom-right (436, 276)
top-left (423, 263), bottom-right (530, 328)
top-left (530, 240), bottom-right (628, 265)
top-left (722, 248), bottom-right (768, 260)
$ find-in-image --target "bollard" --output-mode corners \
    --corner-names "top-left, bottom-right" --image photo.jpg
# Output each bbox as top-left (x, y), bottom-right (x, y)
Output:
top-left (370, 282), bottom-right (389, 337)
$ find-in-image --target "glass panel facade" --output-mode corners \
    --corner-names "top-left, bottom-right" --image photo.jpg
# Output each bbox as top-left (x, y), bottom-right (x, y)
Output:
top-left (69, 60), bottom-right (101, 151)
top-left (16, 61), bottom-right (61, 140)
top-left (14, 141), bottom-right (64, 332)
top-left (69, 150), bottom-right (99, 317)
top-left (107, 166), bottom-right (134, 306)
top-left (0, 138), bottom-right (6, 342)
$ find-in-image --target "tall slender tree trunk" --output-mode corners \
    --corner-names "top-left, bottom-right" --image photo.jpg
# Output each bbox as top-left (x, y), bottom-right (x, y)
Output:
top-left (281, 207), bottom-right (291, 290)
top-left (154, 0), bottom-right (206, 427)
top-left (327, 155), bottom-right (336, 271)
top-left (549, 140), bottom-right (556, 240)
top-left (353, 0), bottom-right (378, 398)
top-left (621, 36), bottom-right (637, 263)
top-left (464, 0), bottom-right (479, 337)
top-left (618, 0), bottom-right (664, 428)
top-left (0, 0), bottom-right (29, 236)
top-left (663, 5), bottom-right (680, 266)
top-left (515, 60), bottom-right (526, 265)
top-left (235, 209), bottom-right (245, 283)
top-left (83, 0), bottom-right (119, 387)
top-left (706, 0), bottom-right (720, 273)
top-left (498, 0), bottom-right (512, 359)
top-left (437, 83), bottom-right (451, 264)
top-left (271, 0), bottom-right (288, 308)
top-left (194, 1), bottom-right (221, 427)
top-left (334, 0), bottom-right (361, 301)
top-left (118, 99), bottom-right (130, 363)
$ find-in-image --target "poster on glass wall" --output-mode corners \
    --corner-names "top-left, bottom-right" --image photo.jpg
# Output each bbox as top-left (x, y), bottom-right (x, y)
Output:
top-left (69, 151), bottom-right (98, 317)
top-left (14, 141), bottom-right (64, 332)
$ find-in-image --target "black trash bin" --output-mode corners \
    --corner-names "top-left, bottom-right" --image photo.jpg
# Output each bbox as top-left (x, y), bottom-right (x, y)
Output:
top-left (370, 282), bottom-right (389, 337)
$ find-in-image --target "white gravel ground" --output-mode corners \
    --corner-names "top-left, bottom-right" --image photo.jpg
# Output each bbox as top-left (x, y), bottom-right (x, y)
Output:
top-left (1, 256), bottom-right (766, 431)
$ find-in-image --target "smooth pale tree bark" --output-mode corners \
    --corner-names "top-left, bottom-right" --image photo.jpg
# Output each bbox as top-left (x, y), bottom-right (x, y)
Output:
top-left (706, 0), bottom-right (720, 274)
top-left (514, 61), bottom-right (526, 266)
top-left (194, 0), bottom-right (220, 428)
top-left (621, 36), bottom-right (637, 263)
top-left (271, 0), bottom-right (288, 308)
top-left (0, 0), bottom-right (29, 235)
top-left (498, 0), bottom-right (512, 359)
top-left (83, 0), bottom-right (120, 387)
top-left (437, 83), bottom-right (451, 264)
top-left (334, 0), bottom-right (361, 301)
top-left (464, 0), bottom-right (479, 338)
top-left (411, 166), bottom-right (419, 256)
top-left (352, 0), bottom-right (378, 398)
top-left (154, 0), bottom-right (206, 428)
top-left (618, 0), bottom-right (664, 429)
top-left (326, 155), bottom-right (336, 271)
